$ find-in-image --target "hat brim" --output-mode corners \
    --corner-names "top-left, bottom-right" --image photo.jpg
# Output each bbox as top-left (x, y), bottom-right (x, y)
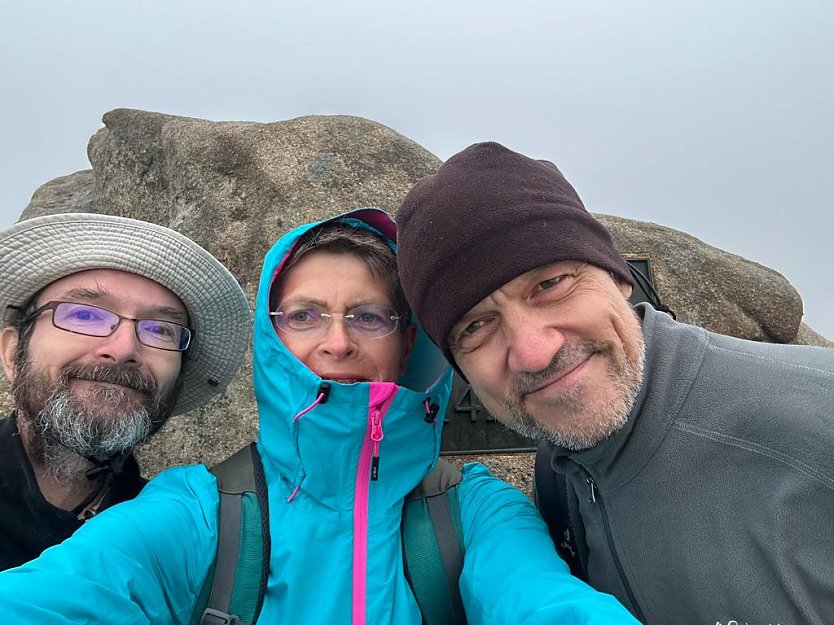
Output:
top-left (0, 213), bottom-right (251, 415)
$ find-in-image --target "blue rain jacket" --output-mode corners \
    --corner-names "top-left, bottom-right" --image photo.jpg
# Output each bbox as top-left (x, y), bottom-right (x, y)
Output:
top-left (0, 209), bottom-right (639, 625)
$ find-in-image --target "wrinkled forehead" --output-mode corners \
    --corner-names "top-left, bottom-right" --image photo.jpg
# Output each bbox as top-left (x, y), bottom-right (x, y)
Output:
top-left (36, 268), bottom-right (187, 319)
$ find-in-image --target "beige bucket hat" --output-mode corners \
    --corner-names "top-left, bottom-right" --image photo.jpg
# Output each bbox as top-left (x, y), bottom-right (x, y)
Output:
top-left (0, 213), bottom-right (251, 415)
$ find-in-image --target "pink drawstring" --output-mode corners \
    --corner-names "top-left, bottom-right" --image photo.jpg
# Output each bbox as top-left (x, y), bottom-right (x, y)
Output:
top-left (286, 391), bottom-right (326, 503)
top-left (293, 392), bottom-right (325, 422)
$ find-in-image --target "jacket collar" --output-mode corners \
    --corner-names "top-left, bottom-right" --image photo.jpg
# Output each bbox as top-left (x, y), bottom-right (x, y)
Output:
top-left (548, 304), bottom-right (707, 486)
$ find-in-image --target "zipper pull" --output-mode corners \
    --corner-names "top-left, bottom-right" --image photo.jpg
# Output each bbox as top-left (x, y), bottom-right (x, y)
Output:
top-left (370, 410), bottom-right (384, 481)
top-left (586, 477), bottom-right (598, 503)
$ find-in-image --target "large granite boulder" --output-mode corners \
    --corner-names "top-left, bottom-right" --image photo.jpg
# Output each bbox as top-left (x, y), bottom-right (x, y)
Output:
top-left (21, 170), bottom-right (98, 219)
top-left (4, 109), bottom-right (832, 489)
top-left (84, 108), bottom-right (440, 294)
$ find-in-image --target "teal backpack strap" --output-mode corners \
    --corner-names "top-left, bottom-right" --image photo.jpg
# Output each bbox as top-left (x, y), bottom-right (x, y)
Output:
top-left (192, 443), bottom-right (270, 625)
top-left (402, 459), bottom-right (467, 625)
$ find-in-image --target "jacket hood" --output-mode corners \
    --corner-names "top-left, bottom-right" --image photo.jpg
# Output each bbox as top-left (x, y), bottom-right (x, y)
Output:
top-left (253, 208), bottom-right (453, 510)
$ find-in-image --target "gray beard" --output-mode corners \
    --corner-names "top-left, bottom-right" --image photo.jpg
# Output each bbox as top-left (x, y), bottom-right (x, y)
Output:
top-left (14, 362), bottom-right (173, 484)
top-left (32, 388), bottom-right (154, 483)
top-left (501, 334), bottom-right (645, 451)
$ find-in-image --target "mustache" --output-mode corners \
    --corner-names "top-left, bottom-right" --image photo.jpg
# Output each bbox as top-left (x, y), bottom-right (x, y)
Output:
top-left (58, 363), bottom-right (157, 396)
top-left (511, 341), bottom-right (605, 395)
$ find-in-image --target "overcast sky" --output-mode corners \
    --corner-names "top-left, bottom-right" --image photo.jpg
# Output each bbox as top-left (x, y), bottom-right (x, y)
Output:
top-left (1, 1), bottom-right (831, 338)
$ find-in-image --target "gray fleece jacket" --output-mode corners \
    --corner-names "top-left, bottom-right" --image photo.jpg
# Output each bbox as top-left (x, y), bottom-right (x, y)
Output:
top-left (543, 304), bottom-right (834, 625)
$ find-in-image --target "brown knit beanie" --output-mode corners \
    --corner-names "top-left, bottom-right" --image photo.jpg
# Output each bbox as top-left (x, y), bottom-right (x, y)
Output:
top-left (396, 141), bottom-right (633, 367)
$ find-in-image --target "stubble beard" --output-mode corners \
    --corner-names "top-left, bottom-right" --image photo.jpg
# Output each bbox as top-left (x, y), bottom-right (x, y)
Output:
top-left (13, 360), bottom-right (175, 484)
top-left (500, 325), bottom-right (645, 451)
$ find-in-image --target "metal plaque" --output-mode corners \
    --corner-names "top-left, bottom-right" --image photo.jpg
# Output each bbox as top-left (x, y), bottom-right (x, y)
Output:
top-left (440, 257), bottom-right (654, 455)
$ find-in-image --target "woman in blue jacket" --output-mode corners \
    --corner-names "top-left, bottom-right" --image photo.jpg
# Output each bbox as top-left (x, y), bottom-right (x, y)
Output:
top-left (0, 209), bottom-right (639, 625)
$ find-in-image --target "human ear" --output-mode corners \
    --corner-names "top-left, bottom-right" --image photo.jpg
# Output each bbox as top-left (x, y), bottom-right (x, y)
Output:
top-left (618, 281), bottom-right (633, 300)
top-left (1, 328), bottom-right (19, 381)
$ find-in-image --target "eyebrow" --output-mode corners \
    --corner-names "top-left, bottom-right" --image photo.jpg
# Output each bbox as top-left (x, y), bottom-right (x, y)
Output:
top-left (150, 307), bottom-right (189, 324)
top-left (60, 286), bottom-right (109, 301)
top-left (279, 297), bottom-right (391, 311)
top-left (57, 287), bottom-right (189, 324)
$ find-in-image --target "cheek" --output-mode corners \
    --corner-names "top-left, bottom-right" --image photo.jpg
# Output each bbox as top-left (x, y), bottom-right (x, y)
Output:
top-left (609, 305), bottom-right (642, 359)
top-left (457, 345), bottom-right (502, 381)
top-left (458, 357), bottom-right (504, 406)
top-left (276, 334), bottom-right (311, 366)
top-left (152, 354), bottom-right (185, 390)
top-left (24, 333), bottom-right (75, 373)
top-left (378, 342), bottom-right (407, 377)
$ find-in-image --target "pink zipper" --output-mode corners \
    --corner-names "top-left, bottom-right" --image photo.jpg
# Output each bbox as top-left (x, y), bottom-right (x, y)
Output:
top-left (352, 383), bottom-right (398, 625)
top-left (370, 410), bottom-right (384, 481)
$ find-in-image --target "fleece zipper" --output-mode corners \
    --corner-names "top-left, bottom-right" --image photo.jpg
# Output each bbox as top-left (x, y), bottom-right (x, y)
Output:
top-left (352, 383), bottom-right (399, 625)
top-left (575, 463), bottom-right (647, 623)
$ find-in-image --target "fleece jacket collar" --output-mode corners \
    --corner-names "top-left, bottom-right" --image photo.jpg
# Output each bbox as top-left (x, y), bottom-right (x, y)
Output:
top-left (547, 304), bottom-right (708, 486)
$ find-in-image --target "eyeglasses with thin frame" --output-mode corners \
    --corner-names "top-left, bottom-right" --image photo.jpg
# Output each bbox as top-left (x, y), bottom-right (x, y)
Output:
top-left (18, 301), bottom-right (193, 352)
top-left (270, 302), bottom-right (401, 339)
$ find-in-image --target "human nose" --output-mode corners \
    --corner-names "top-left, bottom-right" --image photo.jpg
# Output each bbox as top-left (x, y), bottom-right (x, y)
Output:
top-left (318, 317), bottom-right (356, 358)
top-left (91, 319), bottom-right (142, 365)
top-left (504, 314), bottom-right (566, 374)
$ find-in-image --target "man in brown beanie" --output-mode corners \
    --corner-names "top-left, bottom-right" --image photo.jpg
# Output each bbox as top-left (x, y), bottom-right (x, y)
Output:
top-left (396, 141), bottom-right (834, 625)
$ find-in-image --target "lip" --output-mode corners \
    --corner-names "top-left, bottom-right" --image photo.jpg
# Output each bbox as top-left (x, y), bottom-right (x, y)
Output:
top-left (70, 378), bottom-right (143, 394)
top-left (524, 354), bottom-right (593, 398)
top-left (320, 375), bottom-right (368, 384)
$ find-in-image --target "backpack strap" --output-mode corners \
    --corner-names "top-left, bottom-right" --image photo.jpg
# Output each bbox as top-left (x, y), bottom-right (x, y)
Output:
top-left (533, 443), bottom-right (588, 581)
top-left (193, 444), bottom-right (270, 625)
top-left (402, 459), bottom-right (467, 625)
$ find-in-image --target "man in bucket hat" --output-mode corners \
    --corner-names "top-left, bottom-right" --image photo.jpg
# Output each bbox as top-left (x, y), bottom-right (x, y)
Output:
top-left (396, 142), bottom-right (834, 625)
top-left (0, 212), bottom-right (250, 571)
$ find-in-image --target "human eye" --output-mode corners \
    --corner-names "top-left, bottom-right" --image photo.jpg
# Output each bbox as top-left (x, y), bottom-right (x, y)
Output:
top-left (281, 304), bottom-right (322, 331)
top-left (537, 275), bottom-right (567, 291)
top-left (534, 272), bottom-right (576, 303)
top-left (452, 317), bottom-right (494, 354)
top-left (137, 320), bottom-right (186, 349)
top-left (350, 306), bottom-right (387, 331)
top-left (289, 310), bottom-right (314, 323)
top-left (57, 303), bottom-right (109, 326)
top-left (143, 321), bottom-right (177, 340)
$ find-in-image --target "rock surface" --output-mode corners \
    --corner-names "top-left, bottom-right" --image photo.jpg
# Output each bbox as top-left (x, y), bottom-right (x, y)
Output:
top-left (597, 214), bottom-right (804, 343)
top-left (85, 108), bottom-right (440, 295)
top-left (794, 322), bottom-right (834, 349)
top-left (4, 109), bottom-right (831, 493)
top-left (21, 170), bottom-right (98, 219)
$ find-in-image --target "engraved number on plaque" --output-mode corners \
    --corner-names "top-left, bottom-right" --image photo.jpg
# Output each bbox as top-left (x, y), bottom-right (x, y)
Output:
top-left (454, 387), bottom-right (481, 423)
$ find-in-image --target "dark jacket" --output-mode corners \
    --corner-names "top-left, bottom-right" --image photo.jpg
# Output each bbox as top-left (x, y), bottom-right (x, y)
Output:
top-left (0, 413), bottom-right (145, 570)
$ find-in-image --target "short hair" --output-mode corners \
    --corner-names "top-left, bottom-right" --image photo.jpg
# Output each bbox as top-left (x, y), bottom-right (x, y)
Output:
top-left (269, 222), bottom-right (411, 325)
